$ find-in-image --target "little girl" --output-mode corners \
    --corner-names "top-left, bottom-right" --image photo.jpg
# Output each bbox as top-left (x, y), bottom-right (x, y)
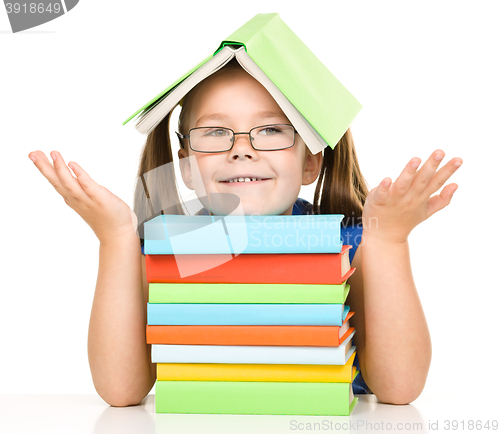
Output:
top-left (28, 58), bottom-right (462, 407)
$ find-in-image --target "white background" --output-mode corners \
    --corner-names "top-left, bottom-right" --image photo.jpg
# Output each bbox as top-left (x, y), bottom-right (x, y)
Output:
top-left (1, 0), bottom-right (499, 407)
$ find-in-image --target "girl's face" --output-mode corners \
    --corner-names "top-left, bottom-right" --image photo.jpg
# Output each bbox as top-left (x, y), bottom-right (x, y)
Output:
top-left (178, 67), bottom-right (323, 216)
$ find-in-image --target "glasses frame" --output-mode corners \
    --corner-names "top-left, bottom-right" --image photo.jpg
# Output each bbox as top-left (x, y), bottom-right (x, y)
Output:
top-left (175, 123), bottom-right (298, 153)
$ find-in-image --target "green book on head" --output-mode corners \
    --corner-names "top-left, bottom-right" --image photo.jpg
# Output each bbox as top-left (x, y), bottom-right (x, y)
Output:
top-left (123, 13), bottom-right (362, 154)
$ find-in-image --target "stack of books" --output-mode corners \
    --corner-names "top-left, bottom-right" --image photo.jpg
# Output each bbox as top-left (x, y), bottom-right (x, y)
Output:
top-left (144, 213), bottom-right (360, 415)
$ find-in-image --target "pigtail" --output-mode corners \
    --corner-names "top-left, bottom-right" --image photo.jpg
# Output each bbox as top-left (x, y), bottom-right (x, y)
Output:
top-left (313, 128), bottom-right (370, 227)
top-left (133, 109), bottom-right (185, 242)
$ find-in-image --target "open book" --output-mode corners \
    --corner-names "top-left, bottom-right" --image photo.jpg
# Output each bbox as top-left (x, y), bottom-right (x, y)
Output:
top-left (135, 45), bottom-right (330, 154)
top-left (123, 13), bottom-right (362, 155)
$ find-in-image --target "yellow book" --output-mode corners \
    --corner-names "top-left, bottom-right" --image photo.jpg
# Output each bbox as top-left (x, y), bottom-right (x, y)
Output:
top-left (157, 352), bottom-right (356, 383)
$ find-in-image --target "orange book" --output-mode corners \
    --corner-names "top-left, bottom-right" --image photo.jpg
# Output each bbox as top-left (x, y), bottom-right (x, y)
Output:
top-left (146, 245), bottom-right (354, 284)
top-left (147, 312), bottom-right (354, 346)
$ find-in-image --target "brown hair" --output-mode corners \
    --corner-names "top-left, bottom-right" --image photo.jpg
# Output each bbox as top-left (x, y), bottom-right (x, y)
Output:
top-left (132, 109), bottom-right (185, 241)
top-left (313, 128), bottom-right (370, 226)
top-left (133, 61), bottom-right (370, 239)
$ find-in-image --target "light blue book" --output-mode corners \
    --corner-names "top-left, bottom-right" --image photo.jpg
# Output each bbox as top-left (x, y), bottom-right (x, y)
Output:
top-left (151, 331), bottom-right (355, 365)
top-left (147, 303), bottom-right (350, 326)
top-left (144, 214), bottom-right (344, 255)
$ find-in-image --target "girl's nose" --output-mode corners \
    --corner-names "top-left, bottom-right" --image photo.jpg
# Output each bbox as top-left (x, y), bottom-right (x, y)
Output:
top-left (229, 134), bottom-right (258, 159)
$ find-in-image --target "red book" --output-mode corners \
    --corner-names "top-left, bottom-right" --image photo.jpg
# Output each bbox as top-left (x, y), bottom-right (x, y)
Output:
top-left (145, 245), bottom-right (354, 284)
top-left (147, 312), bottom-right (355, 347)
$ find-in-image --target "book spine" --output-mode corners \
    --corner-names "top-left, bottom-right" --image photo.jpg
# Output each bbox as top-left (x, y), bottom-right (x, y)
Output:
top-left (151, 342), bottom-right (356, 365)
top-left (147, 304), bottom-right (348, 326)
top-left (155, 380), bottom-right (357, 415)
top-left (148, 282), bottom-right (348, 304)
top-left (146, 325), bottom-right (354, 347)
top-left (156, 359), bottom-right (356, 382)
top-left (145, 250), bottom-right (354, 284)
top-left (144, 215), bottom-right (343, 255)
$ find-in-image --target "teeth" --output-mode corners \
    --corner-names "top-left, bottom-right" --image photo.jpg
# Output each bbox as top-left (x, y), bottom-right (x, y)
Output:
top-left (226, 177), bottom-right (265, 183)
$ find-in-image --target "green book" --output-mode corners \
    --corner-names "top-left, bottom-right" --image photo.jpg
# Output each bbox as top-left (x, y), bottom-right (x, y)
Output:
top-left (123, 13), bottom-right (362, 154)
top-left (155, 379), bottom-right (358, 416)
top-left (149, 282), bottom-right (350, 304)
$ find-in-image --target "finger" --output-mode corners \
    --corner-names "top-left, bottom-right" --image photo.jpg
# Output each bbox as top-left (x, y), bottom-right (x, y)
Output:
top-left (370, 177), bottom-right (392, 205)
top-left (66, 160), bottom-right (102, 200)
top-left (422, 157), bottom-right (462, 198)
top-left (29, 150), bottom-right (90, 207)
top-left (50, 151), bottom-right (92, 204)
top-left (391, 157), bottom-right (421, 198)
top-left (29, 150), bottom-right (67, 191)
top-left (409, 149), bottom-right (445, 194)
top-left (426, 183), bottom-right (458, 218)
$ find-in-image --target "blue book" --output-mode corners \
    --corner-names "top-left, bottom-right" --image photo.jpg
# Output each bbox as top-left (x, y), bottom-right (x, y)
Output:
top-left (147, 303), bottom-right (350, 326)
top-left (144, 214), bottom-right (344, 255)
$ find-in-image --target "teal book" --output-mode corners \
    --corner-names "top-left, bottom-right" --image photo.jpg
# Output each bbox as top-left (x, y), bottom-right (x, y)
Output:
top-left (155, 379), bottom-right (358, 415)
top-left (147, 303), bottom-right (350, 326)
top-left (144, 213), bottom-right (344, 254)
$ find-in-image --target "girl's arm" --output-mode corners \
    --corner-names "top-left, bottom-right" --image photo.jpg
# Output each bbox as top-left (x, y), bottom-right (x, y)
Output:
top-left (348, 149), bottom-right (462, 405)
top-left (348, 239), bottom-right (431, 404)
top-left (28, 150), bottom-right (155, 406)
top-left (88, 234), bottom-right (156, 406)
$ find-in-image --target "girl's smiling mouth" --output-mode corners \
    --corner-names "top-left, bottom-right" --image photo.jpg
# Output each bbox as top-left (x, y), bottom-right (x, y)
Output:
top-left (220, 176), bottom-right (272, 184)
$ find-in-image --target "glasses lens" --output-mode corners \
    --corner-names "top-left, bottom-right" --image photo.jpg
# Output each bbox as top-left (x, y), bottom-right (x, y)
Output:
top-left (251, 124), bottom-right (295, 150)
top-left (190, 127), bottom-right (233, 152)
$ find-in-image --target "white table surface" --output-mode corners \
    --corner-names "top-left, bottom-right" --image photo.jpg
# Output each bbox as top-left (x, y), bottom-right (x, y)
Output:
top-left (0, 394), bottom-right (497, 434)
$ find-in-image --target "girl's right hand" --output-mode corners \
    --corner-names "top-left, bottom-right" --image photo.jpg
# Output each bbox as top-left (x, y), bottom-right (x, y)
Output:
top-left (28, 150), bottom-right (139, 245)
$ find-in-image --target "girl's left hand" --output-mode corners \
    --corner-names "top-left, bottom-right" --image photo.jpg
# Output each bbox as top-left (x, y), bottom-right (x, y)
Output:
top-left (362, 149), bottom-right (463, 244)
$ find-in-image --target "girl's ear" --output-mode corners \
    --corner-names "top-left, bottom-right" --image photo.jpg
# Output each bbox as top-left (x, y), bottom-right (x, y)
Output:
top-left (302, 147), bottom-right (323, 186)
top-left (178, 148), bottom-right (194, 190)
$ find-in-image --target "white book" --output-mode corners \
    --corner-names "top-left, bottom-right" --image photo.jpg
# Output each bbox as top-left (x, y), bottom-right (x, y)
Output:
top-left (152, 331), bottom-right (356, 365)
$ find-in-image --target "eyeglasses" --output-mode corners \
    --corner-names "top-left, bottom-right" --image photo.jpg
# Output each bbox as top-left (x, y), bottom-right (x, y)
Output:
top-left (175, 124), bottom-right (297, 153)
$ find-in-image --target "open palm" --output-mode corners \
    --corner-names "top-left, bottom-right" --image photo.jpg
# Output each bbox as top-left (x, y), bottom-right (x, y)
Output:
top-left (362, 149), bottom-right (462, 244)
top-left (28, 150), bottom-right (138, 244)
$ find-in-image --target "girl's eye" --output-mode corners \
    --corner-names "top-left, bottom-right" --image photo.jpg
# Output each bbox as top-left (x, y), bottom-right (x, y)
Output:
top-left (258, 126), bottom-right (282, 135)
top-left (205, 129), bottom-right (230, 137)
